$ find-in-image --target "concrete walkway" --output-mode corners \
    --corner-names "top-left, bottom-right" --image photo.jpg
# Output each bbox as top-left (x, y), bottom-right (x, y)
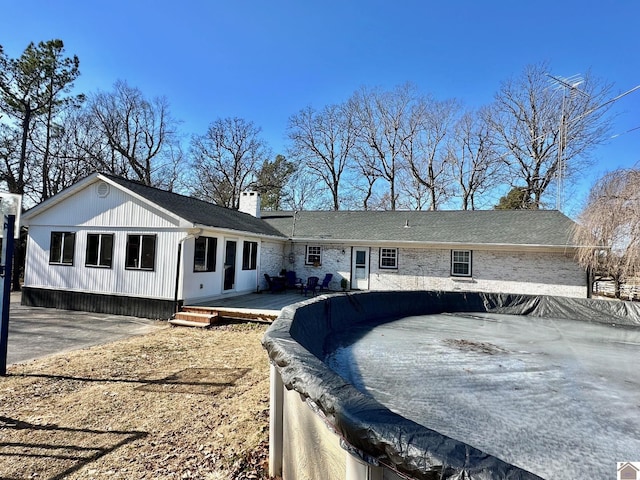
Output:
top-left (4, 293), bottom-right (165, 366)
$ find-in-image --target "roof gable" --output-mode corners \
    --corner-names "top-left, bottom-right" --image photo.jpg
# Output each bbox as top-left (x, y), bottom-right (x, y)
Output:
top-left (23, 173), bottom-right (286, 238)
top-left (103, 175), bottom-right (284, 237)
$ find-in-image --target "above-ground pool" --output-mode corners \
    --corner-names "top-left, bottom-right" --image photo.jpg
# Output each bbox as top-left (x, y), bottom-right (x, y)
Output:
top-left (263, 291), bottom-right (640, 480)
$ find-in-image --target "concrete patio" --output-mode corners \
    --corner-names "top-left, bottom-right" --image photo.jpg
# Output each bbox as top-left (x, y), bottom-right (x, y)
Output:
top-left (191, 290), bottom-right (323, 310)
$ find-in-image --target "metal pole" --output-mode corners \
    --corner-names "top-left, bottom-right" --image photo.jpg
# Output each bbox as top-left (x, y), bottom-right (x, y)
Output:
top-left (0, 214), bottom-right (16, 376)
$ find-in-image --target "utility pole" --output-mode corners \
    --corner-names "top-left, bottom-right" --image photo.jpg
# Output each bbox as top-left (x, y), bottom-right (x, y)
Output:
top-left (548, 74), bottom-right (640, 211)
top-left (547, 74), bottom-right (589, 211)
top-left (0, 215), bottom-right (16, 375)
top-left (0, 193), bottom-right (22, 375)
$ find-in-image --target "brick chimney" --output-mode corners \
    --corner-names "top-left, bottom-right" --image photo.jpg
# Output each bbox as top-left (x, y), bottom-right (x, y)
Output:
top-left (239, 191), bottom-right (261, 218)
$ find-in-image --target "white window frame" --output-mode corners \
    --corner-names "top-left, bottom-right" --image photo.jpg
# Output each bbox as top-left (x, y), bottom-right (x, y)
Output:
top-left (451, 250), bottom-right (472, 277)
top-left (305, 245), bottom-right (322, 266)
top-left (379, 247), bottom-right (398, 269)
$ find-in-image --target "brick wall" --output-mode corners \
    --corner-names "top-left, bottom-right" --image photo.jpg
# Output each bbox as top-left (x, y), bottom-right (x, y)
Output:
top-left (368, 247), bottom-right (587, 297)
top-left (259, 242), bottom-right (587, 298)
top-left (260, 240), bottom-right (287, 290)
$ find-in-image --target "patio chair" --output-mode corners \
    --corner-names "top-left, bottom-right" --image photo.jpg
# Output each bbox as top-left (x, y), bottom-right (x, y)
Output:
top-left (285, 270), bottom-right (302, 289)
top-left (264, 273), bottom-right (285, 293)
top-left (301, 276), bottom-right (319, 296)
top-left (319, 273), bottom-right (333, 292)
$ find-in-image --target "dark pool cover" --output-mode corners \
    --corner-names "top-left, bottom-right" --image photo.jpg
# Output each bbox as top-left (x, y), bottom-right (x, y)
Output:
top-left (262, 291), bottom-right (640, 480)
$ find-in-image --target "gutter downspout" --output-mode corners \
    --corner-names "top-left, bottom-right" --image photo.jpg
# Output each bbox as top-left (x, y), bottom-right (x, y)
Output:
top-left (173, 243), bottom-right (182, 314)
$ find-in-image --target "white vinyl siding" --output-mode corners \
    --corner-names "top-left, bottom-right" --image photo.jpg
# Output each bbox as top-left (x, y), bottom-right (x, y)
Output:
top-left (25, 225), bottom-right (182, 300)
top-left (29, 182), bottom-right (189, 229)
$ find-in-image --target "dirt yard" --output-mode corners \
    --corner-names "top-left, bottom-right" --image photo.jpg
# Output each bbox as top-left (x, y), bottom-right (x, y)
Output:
top-left (0, 321), bottom-right (275, 479)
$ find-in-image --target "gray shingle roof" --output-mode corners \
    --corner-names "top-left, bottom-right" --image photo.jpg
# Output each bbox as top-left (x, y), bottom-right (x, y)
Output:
top-left (260, 209), bottom-right (579, 247)
top-left (104, 175), bottom-right (286, 238)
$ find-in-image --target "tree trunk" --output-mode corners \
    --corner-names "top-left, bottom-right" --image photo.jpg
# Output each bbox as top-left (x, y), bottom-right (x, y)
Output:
top-left (17, 106), bottom-right (31, 195)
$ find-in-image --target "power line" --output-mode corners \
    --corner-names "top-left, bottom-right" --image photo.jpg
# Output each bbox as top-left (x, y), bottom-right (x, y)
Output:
top-left (611, 125), bottom-right (640, 139)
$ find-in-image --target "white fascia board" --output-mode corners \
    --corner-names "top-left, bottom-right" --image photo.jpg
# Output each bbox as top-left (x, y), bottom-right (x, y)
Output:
top-left (290, 237), bottom-right (578, 253)
top-left (193, 224), bottom-right (287, 242)
top-left (96, 174), bottom-right (193, 228)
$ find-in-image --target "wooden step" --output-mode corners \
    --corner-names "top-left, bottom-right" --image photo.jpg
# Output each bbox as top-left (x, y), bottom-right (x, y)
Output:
top-left (169, 318), bottom-right (213, 328)
top-left (170, 306), bottom-right (278, 328)
top-left (172, 311), bottom-right (218, 325)
top-left (180, 306), bottom-right (220, 315)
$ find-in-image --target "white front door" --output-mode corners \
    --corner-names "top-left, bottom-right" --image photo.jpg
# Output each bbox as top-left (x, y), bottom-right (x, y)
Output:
top-left (351, 247), bottom-right (370, 290)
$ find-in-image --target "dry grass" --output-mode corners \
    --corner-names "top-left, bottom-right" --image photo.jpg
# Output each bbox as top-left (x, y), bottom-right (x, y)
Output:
top-left (0, 322), bottom-right (274, 479)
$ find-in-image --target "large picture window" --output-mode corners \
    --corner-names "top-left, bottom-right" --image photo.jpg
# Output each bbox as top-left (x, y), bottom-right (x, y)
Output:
top-left (379, 248), bottom-right (398, 269)
top-left (305, 245), bottom-right (322, 266)
top-left (242, 241), bottom-right (258, 270)
top-left (194, 236), bottom-right (217, 272)
top-left (86, 233), bottom-right (114, 268)
top-left (49, 232), bottom-right (75, 265)
top-left (451, 250), bottom-right (472, 277)
top-left (125, 234), bottom-right (156, 270)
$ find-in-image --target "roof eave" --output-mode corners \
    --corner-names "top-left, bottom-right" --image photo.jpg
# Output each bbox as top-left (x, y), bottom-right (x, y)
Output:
top-left (194, 223), bottom-right (287, 241)
top-left (289, 236), bottom-right (579, 252)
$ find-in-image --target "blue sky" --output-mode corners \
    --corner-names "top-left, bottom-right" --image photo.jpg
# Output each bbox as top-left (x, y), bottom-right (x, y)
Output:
top-left (2, 0), bottom-right (639, 214)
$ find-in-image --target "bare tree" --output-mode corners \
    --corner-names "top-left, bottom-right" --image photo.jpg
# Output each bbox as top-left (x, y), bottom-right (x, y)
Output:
top-left (449, 108), bottom-right (504, 210)
top-left (350, 84), bottom-right (416, 210)
top-left (190, 117), bottom-right (268, 209)
top-left (29, 109), bottom-right (95, 199)
top-left (347, 154), bottom-right (381, 210)
top-left (573, 167), bottom-right (640, 298)
top-left (403, 96), bottom-right (459, 210)
top-left (88, 80), bottom-right (177, 186)
top-left (280, 163), bottom-right (322, 211)
top-left (488, 62), bottom-right (614, 208)
top-left (396, 167), bottom-right (431, 210)
top-left (286, 103), bottom-right (357, 210)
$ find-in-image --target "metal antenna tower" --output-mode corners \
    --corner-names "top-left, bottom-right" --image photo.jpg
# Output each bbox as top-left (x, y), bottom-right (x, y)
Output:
top-left (547, 74), bottom-right (590, 211)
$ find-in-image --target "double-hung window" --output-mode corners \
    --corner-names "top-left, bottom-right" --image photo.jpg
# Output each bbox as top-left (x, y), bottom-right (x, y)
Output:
top-left (86, 233), bottom-right (114, 268)
top-left (194, 237), bottom-right (217, 272)
top-left (451, 250), bottom-right (472, 277)
top-left (50, 232), bottom-right (76, 265)
top-left (379, 248), bottom-right (398, 269)
top-left (305, 245), bottom-right (322, 266)
top-left (242, 241), bottom-right (258, 270)
top-left (125, 234), bottom-right (156, 270)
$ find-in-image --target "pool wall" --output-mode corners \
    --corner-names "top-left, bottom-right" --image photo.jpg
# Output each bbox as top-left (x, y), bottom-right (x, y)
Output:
top-left (262, 290), bottom-right (640, 480)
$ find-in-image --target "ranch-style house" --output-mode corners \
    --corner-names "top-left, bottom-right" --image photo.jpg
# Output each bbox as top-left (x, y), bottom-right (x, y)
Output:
top-left (20, 173), bottom-right (588, 318)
